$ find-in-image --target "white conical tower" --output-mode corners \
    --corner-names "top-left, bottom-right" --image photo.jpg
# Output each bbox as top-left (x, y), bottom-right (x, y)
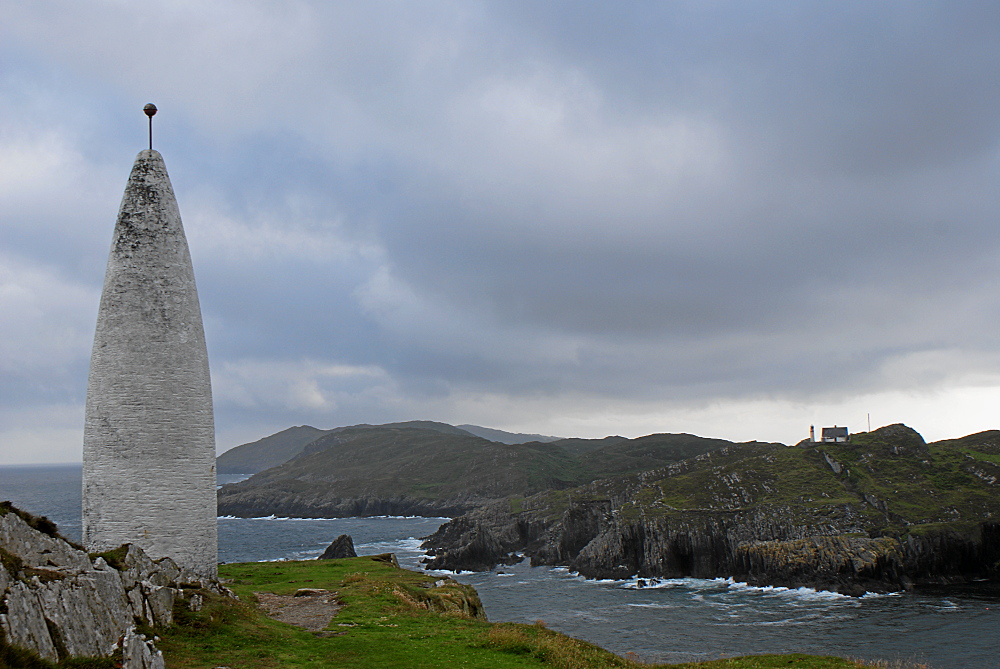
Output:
top-left (83, 142), bottom-right (217, 577)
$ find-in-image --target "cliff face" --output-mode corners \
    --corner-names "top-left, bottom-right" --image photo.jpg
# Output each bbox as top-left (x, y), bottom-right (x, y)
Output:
top-left (0, 504), bottom-right (229, 667)
top-left (424, 498), bottom-right (1000, 595)
top-left (422, 425), bottom-right (1000, 595)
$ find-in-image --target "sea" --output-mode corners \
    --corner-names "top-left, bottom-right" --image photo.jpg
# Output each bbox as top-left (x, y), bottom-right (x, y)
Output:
top-left (2, 464), bottom-right (997, 668)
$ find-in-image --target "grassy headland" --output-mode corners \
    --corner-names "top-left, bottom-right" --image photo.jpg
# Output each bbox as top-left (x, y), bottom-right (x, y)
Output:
top-left (153, 556), bottom-right (880, 669)
top-left (217, 425), bottom-right (734, 518)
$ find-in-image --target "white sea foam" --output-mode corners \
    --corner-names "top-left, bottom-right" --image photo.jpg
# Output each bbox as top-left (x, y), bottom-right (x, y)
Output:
top-left (220, 515), bottom-right (450, 521)
top-left (619, 576), bottom-right (735, 591)
top-left (366, 515), bottom-right (452, 520)
top-left (356, 538), bottom-right (425, 554)
top-left (241, 515), bottom-right (332, 521)
top-left (723, 580), bottom-right (850, 602)
top-left (859, 590), bottom-right (901, 599)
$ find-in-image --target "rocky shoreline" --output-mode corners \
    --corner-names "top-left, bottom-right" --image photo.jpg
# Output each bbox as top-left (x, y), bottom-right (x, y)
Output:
top-left (420, 498), bottom-right (1000, 596)
top-left (216, 493), bottom-right (475, 519)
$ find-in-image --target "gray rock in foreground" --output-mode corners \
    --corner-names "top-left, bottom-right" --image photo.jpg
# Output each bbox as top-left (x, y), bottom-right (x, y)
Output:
top-left (0, 505), bottom-right (230, 666)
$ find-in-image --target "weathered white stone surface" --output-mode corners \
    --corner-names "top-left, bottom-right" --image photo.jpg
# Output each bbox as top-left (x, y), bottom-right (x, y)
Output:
top-left (83, 148), bottom-right (217, 578)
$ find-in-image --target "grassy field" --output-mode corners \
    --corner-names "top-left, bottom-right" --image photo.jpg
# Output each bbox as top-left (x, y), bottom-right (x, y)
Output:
top-left (149, 556), bottom-right (896, 669)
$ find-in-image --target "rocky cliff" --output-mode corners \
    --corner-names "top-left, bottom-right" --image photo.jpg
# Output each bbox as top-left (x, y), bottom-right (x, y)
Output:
top-left (0, 502), bottom-right (230, 667)
top-left (422, 425), bottom-right (1000, 595)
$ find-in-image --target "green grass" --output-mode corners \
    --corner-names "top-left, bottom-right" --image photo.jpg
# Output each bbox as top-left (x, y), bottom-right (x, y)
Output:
top-left (87, 545), bottom-right (129, 571)
top-left (579, 424), bottom-right (1000, 531)
top-left (963, 450), bottom-right (1000, 464)
top-left (147, 557), bottom-right (902, 669)
top-left (158, 556), bottom-right (645, 669)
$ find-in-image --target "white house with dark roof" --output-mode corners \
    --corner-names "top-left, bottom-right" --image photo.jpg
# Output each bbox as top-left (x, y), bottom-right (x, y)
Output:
top-left (821, 426), bottom-right (849, 443)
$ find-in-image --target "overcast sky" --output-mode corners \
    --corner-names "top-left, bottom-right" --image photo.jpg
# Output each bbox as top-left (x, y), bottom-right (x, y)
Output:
top-left (2, 2), bottom-right (1000, 464)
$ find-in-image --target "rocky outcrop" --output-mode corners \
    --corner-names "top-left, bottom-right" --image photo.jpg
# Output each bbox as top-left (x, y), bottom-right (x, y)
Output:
top-left (422, 500), bottom-right (548, 572)
top-left (0, 504), bottom-right (228, 666)
top-left (318, 534), bottom-right (357, 559)
top-left (423, 500), bottom-right (1000, 595)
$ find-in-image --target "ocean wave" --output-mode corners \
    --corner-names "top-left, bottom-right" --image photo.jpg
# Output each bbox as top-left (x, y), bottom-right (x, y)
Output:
top-left (621, 576), bottom-right (718, 590)
top-left (618, 576), bottom-right (862, 603)
top-left (724, 580), bottom-right (851, 602)
top-left (356, 538), bottom-right (425, 553)
top-left (859, 590), bottom-right (902, 599)
top-left (220, 515), bottom-right (339, 521)
top-left (361, 515), bottom-right (452, 520)
top-left (217, 515), bottom-right (451, 521)
top-left (933, 599), bottom-right (960, 610)
top-left (717, 616), bottom-right (829, 627)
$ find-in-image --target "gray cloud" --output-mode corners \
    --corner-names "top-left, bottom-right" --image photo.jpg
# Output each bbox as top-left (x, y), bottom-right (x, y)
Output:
top-left (2, 2), bottom-right (1000, 460)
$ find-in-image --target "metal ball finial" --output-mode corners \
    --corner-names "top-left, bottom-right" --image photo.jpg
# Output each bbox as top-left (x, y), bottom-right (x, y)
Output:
top-left (143, 103), bottom-right (157, 150)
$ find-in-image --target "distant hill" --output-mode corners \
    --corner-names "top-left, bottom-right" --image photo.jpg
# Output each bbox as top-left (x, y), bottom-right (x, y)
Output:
top-left (216, 426), bottom-right (329, 475)
top-left (216, 421), bottom-right (478, 475)
top-left (456, 425), bottom-right (561, 444)
top-left (216, 427), bottom-right (734, 518)
top-left (543, 436), bottom-right (628, 456)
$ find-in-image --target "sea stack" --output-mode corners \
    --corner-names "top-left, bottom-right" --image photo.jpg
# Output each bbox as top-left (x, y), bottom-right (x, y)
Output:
top-left (82, 145), bottom-right (217, 578)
